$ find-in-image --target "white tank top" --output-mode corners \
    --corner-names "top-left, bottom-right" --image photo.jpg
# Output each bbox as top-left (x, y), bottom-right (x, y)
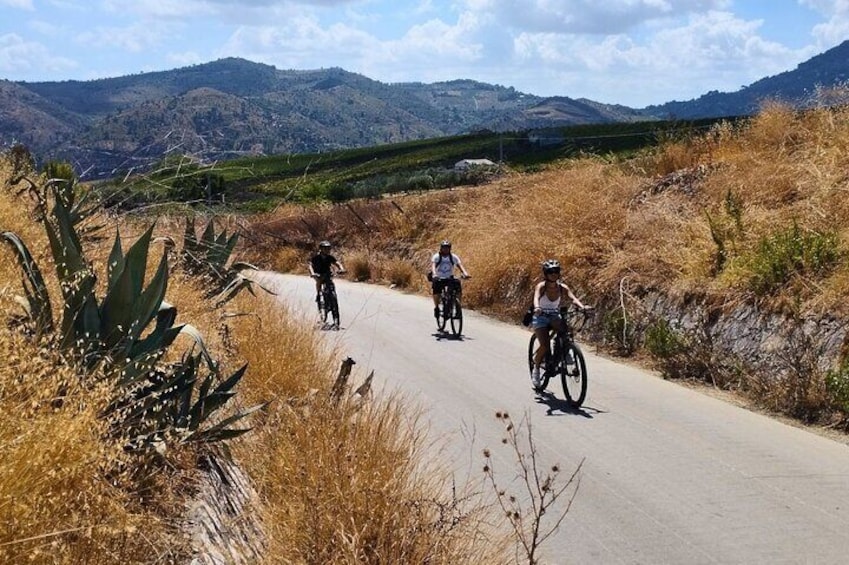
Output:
top-left (538, 284), bottom-right (562, 312)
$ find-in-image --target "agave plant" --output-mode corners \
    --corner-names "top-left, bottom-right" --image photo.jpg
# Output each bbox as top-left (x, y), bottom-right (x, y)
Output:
top-left (1, 179), bottom-right (264, 450)
top-left (12, 162), bottom-right (103, 235)
top-left (181, 216), bottom-right (275, 306)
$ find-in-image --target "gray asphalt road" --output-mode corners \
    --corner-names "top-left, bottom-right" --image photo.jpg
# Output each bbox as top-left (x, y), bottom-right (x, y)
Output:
top-left (260, 272), bottom-right (849, 565)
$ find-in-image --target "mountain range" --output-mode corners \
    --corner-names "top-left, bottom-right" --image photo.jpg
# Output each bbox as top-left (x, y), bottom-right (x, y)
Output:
top-left (1, 40), bottom-right (848, 179)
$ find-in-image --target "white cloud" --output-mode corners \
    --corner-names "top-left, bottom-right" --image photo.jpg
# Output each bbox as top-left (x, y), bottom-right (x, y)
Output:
top-left (800, 0), bottom-right (849, 45)
top-left (75, 21), bottom-right (176, 52)
top-left (167, 50), bottom-right (206, 66)
top-left (504, 10), bottom-right (813, 105)
top-left (460, 0), bottom-right (732, 34)
top-left (0, 33), bottom-right (76, 74)
top-left (219, 15), bottom-right (379, 68)
top-left (0, 0), bottom-right (34, 9)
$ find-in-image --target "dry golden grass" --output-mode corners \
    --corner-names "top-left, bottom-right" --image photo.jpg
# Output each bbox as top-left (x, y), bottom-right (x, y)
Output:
top-left (0, 179), bottom-right (188, 562)
top-left (229, 295), bottom-right (504, 564)
top-left (379, 257), bottom-right (419, 288)
top-left (0, 334), bottom-right (188, 563)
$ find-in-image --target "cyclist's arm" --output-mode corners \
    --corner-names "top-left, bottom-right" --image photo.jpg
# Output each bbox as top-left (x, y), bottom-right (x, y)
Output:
top-left (332, 257), bottom-right (345, 273)
top-left (431, 255), bottom-right (440, 278)
top-left (454, 255), bottom-right (470, 278)
top-left (532, 282), bottom-right (544, 312)
top-left (561, 283), bottom-right (586, 309)
top-left (308, 257), bottom-right (317, 277)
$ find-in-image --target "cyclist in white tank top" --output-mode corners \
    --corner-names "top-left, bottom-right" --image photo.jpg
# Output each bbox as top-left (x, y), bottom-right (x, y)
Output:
top-left (529, 259), bottom-right (587, 388)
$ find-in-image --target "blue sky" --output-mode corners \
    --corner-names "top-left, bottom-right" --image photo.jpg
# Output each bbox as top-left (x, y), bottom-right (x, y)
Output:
top-left (1, 0), bottom-right (847, 107)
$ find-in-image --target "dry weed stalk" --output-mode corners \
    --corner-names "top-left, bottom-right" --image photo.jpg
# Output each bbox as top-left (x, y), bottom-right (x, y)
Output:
top-left (483, 411), bottom-right (583, 565)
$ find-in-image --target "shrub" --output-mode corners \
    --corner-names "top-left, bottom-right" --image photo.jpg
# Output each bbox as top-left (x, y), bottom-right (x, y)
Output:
top-left (602, 308), bottom-right (635, 355)
top-left (644, 318), bottom-right (685, 361)
top-left (748, 222), bottom-right (841, 295)
top-left (347, 252), bottom-right (372, 281)
top-left (406, 174), bottom-right (435, 191)
top-left (383, 258), bottom-right (416, 288)
top-left (826, 358), bottom-right (849, 416)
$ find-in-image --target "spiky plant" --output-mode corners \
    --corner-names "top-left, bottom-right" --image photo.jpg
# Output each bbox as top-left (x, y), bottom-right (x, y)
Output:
top-left (2, 179), bottom-right (263, 450)
top-left (181, 216), bottom-right (274, 306)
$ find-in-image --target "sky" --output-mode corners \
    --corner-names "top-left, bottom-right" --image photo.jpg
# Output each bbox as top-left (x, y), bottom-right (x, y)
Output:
top-left (1, 0), bottom-right (848, 108)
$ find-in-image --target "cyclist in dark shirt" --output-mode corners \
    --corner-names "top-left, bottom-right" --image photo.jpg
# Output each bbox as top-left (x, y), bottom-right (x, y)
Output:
top-left (309, 241), bottom-right (346, 304)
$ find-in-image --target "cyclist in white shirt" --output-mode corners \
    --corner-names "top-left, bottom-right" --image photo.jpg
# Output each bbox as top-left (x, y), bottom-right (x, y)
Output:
top-left (529, 259), bottom-right (587, 388)
top-left (430, 240), bottom-right (470, 319)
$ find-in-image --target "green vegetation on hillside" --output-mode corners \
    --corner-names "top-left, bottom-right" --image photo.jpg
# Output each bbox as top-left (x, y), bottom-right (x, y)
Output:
top-left (101, 117), bottom-right (734, 212)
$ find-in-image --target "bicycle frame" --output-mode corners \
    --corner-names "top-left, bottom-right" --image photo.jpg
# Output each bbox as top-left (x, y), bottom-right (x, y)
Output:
top-left (318, 273), bottom-right (340, 328)
top-left (436, 277), bottom-right (463, 336)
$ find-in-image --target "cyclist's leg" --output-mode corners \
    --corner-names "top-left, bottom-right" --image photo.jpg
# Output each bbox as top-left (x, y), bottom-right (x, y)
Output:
top-left (533, 325), bottom-right (550, 370)
top-left (432, 280), bottom-right (442, 316)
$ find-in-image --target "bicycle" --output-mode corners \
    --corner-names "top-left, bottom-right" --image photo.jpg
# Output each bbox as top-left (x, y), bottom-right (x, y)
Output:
top-left (316, 271), bottom-right (344, 329)
top-left (527, 306), bottom-right (593, 407)
top-left (435, 276), bottom-right (465, 337)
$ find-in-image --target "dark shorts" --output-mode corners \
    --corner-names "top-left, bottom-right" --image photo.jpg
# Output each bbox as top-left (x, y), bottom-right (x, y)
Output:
top-left (432, 277), bottom-right (461, 295)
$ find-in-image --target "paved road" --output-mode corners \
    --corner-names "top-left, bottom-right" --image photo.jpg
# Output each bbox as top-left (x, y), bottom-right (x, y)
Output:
top-left (261, 272), bottom-right (849, 565)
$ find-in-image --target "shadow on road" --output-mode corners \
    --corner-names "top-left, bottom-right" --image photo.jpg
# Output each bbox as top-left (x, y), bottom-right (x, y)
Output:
top-left (431, 331), bottom-right (470, 342)
top-left (534, 390), bottom-right (604, 418)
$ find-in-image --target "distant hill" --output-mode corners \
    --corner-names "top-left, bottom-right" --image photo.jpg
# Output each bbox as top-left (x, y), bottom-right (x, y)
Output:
top-left (641, 39), bottom-right (849, 119)
top-left (2, 40), bottom-right (849, 178)
top-left (0, 59), bottom-right (639, 178)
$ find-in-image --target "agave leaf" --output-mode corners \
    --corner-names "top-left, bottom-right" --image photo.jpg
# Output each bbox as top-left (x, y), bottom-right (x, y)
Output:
top-left (185, 427), bottom-right (252, 443)
top-left (183, 216), bottom-right (198, 255)
top-left (126, 249), bottom-right (169, 346)
top-left (200, 219), bottom-right (215, 248)
top-left (57, 269), bottom-right (100, 351)
top-left (122, 224), bottom-right (154, 299)
top-left (184, 402), bottom-right (265, 442)
top-left (117, 363), bottom-right (198, 428)
top-left (212, 274), bottom-right (255, 307)
top-left (1, 231), bottom-right (54, 335)
top-left (178, 324), bottom-right (218, 373)
top-left (116, 350), bottom-right (165, 387)
top-left (175, 355), bottom-right (201, 428)
top-left (45, 206), bottom-right (85, 282)
top-left (187, 363), bottom-right (247, 430)
top-left (49, 189), bottom-right (86, 264)
top-left (100, 226), bottom-right (157, 351)
top-left (130, 301), bottom-right (181, 358)
top-left (106, 230), bottom-right (124, 293)
top-left (45, 196), bottom-right (101, 348)
top-left (231, 261), bottom-right (259, 272)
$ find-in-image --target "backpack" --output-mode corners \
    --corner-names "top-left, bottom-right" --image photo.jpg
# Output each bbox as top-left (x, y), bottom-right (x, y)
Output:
top-left (427, 253), bottom-right (455, 281)
top-left (521, 305), bottom-right (534, 327)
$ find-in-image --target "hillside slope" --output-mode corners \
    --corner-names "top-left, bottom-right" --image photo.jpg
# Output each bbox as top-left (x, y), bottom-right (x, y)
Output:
top-left (2, 59), bottom-right (643, 177)
top-left (642, 39), bottom-right (849, 119)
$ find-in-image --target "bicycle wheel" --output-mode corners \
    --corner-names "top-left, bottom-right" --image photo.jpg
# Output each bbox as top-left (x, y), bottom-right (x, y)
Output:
top-left (321, 289), bottom-right (333, 325)
top-left (560, 342), bottom-right (587, 407)
top-left (437, 294), bottom-right (448, 332)
top-left (328, 292), bottom-right (340, 328)
top-left (449, 299), bottom-right (463, 336)
top-left (527, 334), bottom-right (550, 391)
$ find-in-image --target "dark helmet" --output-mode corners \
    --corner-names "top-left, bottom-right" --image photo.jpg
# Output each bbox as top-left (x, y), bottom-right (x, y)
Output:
top-left (440, 240), bottom-right (451, 248)
top-left (542, 259), bottom-right (561, 275)
top-left (319, 240), bottom-right (331, 249)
